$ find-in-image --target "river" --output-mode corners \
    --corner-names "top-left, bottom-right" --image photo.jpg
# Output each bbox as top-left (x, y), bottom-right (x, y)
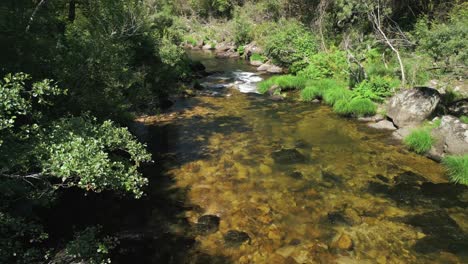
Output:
top-left (49, 50), bottom-right (468, 263)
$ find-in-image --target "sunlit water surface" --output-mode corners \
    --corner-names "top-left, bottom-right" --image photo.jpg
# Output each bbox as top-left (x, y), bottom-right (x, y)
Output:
top-left (132, 50), bottom-right (468, 263)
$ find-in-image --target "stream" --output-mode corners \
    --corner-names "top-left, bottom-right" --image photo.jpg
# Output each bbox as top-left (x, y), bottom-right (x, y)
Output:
top-left (50, 50), bottom-right (468, 263)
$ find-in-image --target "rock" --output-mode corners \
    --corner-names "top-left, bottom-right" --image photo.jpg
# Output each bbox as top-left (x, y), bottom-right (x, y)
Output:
top-left (392, 127), bottom-right (413, 139)
top-left (202, 43), bottom-right (215, 50)
top-left (272, 148), bottom-right (306, 164)
top-left (195, 215), bottom-right (220, 235)
top-left (244, 42), bottom-right (263, 57)
top-left (215, 42), bottom-right (235, 52)
top-left (224, 230), bottom-right (250, 247)
top-left (327, 208), bottom-right (361, 226)
top-left (430, 115), bottom-right (468, 156)
top-left (386, 87), bottom-right (441, 128)
top-left (288, 171), bottom-right (304, 180)
top-left (257, 62), bottom-right (284, 73)
top-left (321, 171), bottom-right (343, 185)
top-left (368, 120), bottom-right (397, 130)
top-left (267, 85), bottom-right (281, 96)
top-left (249, 60), bottom-right (264, 66)
top-left (358, 114), bottom-right (385, 122)
top-left (332, 234), bottom-right (354, 251)
top-left (312, 99), bottom-right (320, 103)
top-left (448, 99), bottom-right (468, 116)
top-left (215, 50), bottom-right (239, 59)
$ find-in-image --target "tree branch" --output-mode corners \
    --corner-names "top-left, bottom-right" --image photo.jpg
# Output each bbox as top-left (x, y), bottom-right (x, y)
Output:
top-left (25, 0), bottom-right (48, 33)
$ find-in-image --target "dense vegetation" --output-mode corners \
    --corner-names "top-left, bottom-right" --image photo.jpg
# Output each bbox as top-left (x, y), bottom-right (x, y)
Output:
top-left (1, 0), bottom-right (467, 263)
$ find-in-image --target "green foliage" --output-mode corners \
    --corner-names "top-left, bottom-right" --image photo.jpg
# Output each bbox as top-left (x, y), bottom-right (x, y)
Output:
top-left (233, 9), bottom-right (253, 45)
top-left (413, 4), bottom-right (468, 72)
top-left (300, 86), bottom-right (322, 102)
top-left (442, 155), bottom-right (468, 186)
top-left (323, 87), bottom-right (353, 106)
top-left (190, 0), bottom-right (233, 18)
top-left (237, 46), bottom-right (245, 56)
top-left (257, 75), bottom-right (308, 94)
top-left (353, 76), bottom-right (399, 103)
top-left (333, 98), bottom-right (376, 117)
top-left (297, 50), bottom-right (349, 81)
top-left (264, 19), bottom-right (318, 71)
top-left (404, 128), bottom-right (433, 154)
top-left (65, 227), bottom-right (118, 264)
top-left (250, 53), bottom-right (266, 63)
top-left (460, 116), bottom-right (468, 124)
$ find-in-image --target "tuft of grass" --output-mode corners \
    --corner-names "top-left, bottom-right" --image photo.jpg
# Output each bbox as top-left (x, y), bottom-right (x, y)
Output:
top-left (333, 98), bottom-right (376, 117)
top-left (403, 128), bottom-right (433, 154)
top-left (347, 98), bottom-right (377, 117)
top-left (300, 86), bottom-right (321, 101)
top-left (257, 75), bottom-right (308, 94)
top-left (442, 155), bottom-right (468, 185)
top-left (250, 53), bottom-right (266, 62)
top-left (323, 87), bottom-right (353, 106)
top-left (460, 115), bottom-right (468, 124)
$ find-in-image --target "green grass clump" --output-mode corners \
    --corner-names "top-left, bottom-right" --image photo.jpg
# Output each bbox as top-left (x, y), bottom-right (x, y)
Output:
top-left (460, 115), bottom-right (468, 124)
top-left (250, 53), bottom-right (266, 62)
top-left (257, 75), bottom-right (308, 94)
top-left (300, 86), bottom-right (322, 101)
top-left (442, 155), bottom-right (468, 185)
top-left (333, 98), bottom-right (376, 117)
top-left (323, 87), bottom-right (353, 106)
top-left (403, 129), bottom-right (433, 154)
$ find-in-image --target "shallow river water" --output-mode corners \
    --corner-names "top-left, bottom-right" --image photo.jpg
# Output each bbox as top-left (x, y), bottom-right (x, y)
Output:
top-left (121, 50), bottom-right (468, 263)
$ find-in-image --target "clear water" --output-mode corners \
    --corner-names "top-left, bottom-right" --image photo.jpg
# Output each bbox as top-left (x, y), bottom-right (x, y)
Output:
top-left (123, 50), bottom-right (468, 263)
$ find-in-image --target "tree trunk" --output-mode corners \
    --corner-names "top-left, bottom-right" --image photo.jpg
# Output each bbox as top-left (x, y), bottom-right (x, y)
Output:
top-left (68, 0), bottom-right (76, 22)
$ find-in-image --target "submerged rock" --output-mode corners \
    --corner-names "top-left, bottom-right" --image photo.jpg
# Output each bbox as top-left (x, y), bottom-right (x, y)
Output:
top-left (272, 148), bottom-right (306, 164)
top-left (331, 233), bottom-right (354, 251)
top-left (386, 87), bottom-right (440, 127)
top-left (223, 230), bottom-right (250, 247)
top-left (196, 215), bottom-right (220, 235)
top-left (288, 171), bottom-right (304, 180)
top-left (368, 120), bottom-right (397, 130)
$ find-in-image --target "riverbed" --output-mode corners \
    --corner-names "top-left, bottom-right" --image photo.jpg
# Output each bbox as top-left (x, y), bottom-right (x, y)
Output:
top-left (123, 50), bottom-right (468, 263)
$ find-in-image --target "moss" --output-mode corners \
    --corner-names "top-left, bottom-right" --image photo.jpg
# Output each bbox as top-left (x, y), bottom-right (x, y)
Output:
top-left (404, 129), bottom-right (433, 154)
top-left (460, 115), bottom-right (468, 124)
top-left (257, 75), bottom-right (308, 94)
top-left (442, 155), bottom-right (468, 186)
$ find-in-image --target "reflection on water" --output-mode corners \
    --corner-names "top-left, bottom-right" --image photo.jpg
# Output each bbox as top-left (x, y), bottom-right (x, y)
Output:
top-left (134, 51), bottom-right (468, 263)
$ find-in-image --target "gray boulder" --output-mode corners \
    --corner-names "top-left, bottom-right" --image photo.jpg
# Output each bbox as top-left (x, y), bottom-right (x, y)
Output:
top-left (368, 120), bottom-right (397, 130)
top-left (430, 115), bottom-right (468, 158)
top-left (386, 87), bottom-right (441, 128)
top-left (257, 62), bottom-right (283, 73)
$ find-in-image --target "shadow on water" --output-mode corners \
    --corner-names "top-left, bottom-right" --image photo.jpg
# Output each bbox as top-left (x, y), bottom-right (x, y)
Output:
top-left (42, 104), bottom-right (250, 263)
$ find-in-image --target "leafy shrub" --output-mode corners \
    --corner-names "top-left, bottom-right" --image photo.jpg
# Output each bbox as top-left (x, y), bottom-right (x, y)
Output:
top-left (264, 19), bottom-right (317, 71)
top-left (404, 129), bottom-right (433, 154)
top-left (297, 49), bottom-right (349, 81)
top-left (442, 155), bottom-right (468, 186)
top-left (237, 45), bottom-right (245, 55)
top-left (233, 8), bottom-right (253, 45)
top-left (333, 98), bottom-right (376, 117)
top-left (413, 4), bottom-right (468, 71)
top-left (183, 35), bottom-right (198, 46)
top-left (353, 76), bottom-right (399, 102)
top-left (257, 75), bottom-right (308, 94)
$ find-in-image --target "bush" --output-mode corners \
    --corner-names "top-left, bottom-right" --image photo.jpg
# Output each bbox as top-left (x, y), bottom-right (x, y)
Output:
top-left (333, 98), bottom-right (376, 117)
top-left (257, 75), bottom-right (308, 94)
top-left (353, 76), bottom-right (399, 102)
top-left (264, 19), bottom-right (317, 71)
top-left (404, 129), bottom-right (433, 154)
top-left (233, 8), bottom-right (253, 45)
top-left (442, 155), bottom-right (468, 186)
top-left (297, 49), bottom-right (349, 81)
top-left (300, 86), bottom-right (322, 101)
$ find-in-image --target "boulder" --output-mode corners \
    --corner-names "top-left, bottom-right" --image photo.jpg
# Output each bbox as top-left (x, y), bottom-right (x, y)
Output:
top-left (368, 120), bottom-right (397, 130)
top-left (244, 42), bottom-right (263, 56)
top-left (249, 60), bottom-right (264, 67)
top-left (430, 115), bottom-right (468, 157)
top-left (272, 148), bottom-right (306, 164)
top-left (448, 99), bottom-right (468, 116)
top-left (215, 42), bottom-right (235, 52)
top-left (257, 62), bottom-right (284, 73)
top-left (202, 43), bottom-right (215, 50)
top-left (386, 87), bottom-right (441, 128)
